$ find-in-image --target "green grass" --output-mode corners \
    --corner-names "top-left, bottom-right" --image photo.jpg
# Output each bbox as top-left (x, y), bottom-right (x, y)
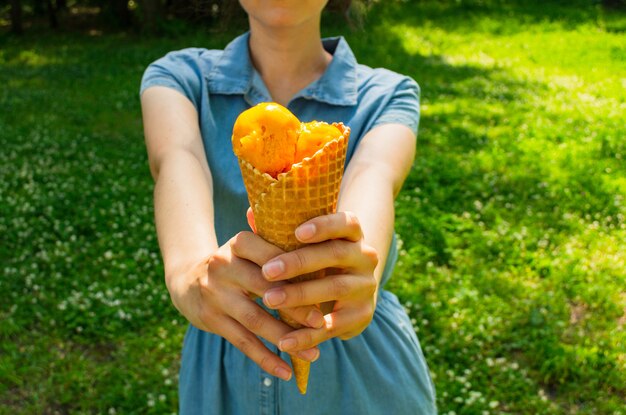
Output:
top-left (1, 0), bottom-right (625, 413)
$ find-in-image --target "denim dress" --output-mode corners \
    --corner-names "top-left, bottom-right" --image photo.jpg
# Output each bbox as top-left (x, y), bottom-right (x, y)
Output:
top-left (141, 32), bottom-right (437, 415)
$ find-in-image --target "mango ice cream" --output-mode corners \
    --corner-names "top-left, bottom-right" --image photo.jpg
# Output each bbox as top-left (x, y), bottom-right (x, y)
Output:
top-left (232, 102), bottom-right (345, 178)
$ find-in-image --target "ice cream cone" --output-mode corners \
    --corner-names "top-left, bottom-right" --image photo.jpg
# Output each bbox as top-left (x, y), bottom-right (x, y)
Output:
top-left (237, 123), bottom-right (350, 394)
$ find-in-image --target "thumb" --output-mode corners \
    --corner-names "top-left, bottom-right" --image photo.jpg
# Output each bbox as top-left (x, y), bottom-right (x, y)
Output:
top-left (247, 207), bottom-right (257, 234)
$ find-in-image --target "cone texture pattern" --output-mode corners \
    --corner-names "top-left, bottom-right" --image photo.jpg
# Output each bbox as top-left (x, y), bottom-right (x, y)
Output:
top-left (237, 123), bottom-right (350, 394)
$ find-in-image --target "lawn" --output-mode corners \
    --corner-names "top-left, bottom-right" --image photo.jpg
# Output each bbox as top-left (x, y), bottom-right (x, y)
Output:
top-left (1, 0), bottom-right (625, 413)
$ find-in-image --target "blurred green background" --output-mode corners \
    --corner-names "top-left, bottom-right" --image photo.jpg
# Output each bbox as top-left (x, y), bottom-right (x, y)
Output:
top-left (1, 0), bottom-right (625, 413)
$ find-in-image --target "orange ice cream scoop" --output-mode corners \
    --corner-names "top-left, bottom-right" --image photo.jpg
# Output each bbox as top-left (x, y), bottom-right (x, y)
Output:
top-left (295, 121), bottom-right (343, 162)
top-left (232, 102), bottom-right (300, 178)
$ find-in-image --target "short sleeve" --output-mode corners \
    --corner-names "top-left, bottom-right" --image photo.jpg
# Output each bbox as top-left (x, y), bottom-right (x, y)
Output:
top-left (139, 48), bottom-right (211, 109)
top-left (371, 76), bottom-right (421, 136)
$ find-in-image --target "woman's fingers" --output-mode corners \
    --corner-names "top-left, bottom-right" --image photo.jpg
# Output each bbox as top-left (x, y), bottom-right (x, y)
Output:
top-left (206, 241), bottom-right (275, 298)
top-left (277, 307), bottom-right (374, 353)
top-left (230, 231), bottom-right (284, 267)
top-left (227, 256), bottom-right (275, 297)
top-left (217, 315), bottom-right (293, 381)
top-left (192, 234), bottom-right (324, 380)
top-left (263, 274), bottom-right (376, 309)
top-left (229, 234), bottom-right (337, 323)
top-left (294, 211), bottom-right (363, 244)
top-left (215, 292), bottom-right (321, 363)
top-left (277, 305), bottom-right (325, 329)
top-left (262, 239), bottom-right (378, 281)
top-left (227, 293), bottom-right (293, 340)
top-left (228, 258), bottom-right (327, 329)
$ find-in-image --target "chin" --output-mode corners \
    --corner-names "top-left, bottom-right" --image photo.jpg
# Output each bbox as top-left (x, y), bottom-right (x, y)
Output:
top-left (241, 0), bottom-right (327, 28)
top-left (261, 10), bottom-right (304, 27)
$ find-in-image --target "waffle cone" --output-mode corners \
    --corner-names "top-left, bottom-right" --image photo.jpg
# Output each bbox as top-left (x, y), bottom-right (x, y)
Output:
top-left (237, 123), bottom-right (350, 394)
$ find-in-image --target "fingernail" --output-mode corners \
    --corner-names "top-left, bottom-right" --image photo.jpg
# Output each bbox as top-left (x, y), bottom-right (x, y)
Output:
top-left (275, 366), bottom-right (292, 381)
top-left (298, 348), bottom-right (320, 362)
top-left (264, 289), bottom-right (286, 307)
top-left (279, 338), bottom-right (297, 352)
top-left (306, 310), bottom-right (324, 328)
top-left (295, 223), bottom-right (316, 241)
top-left (324, 314), bottom-right (335, 330)
top-left (263, 260), bottom-right (284, 279)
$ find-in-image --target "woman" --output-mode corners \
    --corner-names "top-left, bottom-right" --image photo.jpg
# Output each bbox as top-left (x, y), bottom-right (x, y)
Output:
top-left (140, 1), bottom-right (436, 413)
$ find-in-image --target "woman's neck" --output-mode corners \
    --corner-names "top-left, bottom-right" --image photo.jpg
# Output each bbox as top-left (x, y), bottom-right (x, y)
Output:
top-left (248, 20), bottom-right (332, 106)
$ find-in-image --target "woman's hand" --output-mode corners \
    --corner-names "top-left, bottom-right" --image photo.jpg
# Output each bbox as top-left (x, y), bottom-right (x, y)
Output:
top-left (259, 211), bottom-right (379, 354)
top-left (166, 231), bottom-right (324, 381)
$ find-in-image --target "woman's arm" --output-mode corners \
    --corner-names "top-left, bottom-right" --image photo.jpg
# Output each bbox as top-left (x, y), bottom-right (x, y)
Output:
top-left (259, 123), bottom-right (416, 350)
top-left (338, 123), bottom-right (416, 286)
top-left (142, 86), bottom-right (217, 285)
top-left (141, 87), bottom-right (321, 381)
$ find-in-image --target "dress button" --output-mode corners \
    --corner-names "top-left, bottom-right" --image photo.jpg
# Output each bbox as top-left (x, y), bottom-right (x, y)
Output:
top-left (263, 377), bottom-right (273, 387)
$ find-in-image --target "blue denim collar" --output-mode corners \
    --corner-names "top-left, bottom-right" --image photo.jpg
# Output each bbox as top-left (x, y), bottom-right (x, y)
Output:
top-left (207, 32), bottom-right (358, 106)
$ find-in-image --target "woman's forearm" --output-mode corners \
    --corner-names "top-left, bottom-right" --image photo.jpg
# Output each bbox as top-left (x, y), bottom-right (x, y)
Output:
top-left (154, 148), bottom-right (218, 289)
top-left (337, 170), bottom-right (395, 287)
top-left (337, 124), bottom-right (416, 287)
top-left (141, 86), bottom-right (218, 287)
